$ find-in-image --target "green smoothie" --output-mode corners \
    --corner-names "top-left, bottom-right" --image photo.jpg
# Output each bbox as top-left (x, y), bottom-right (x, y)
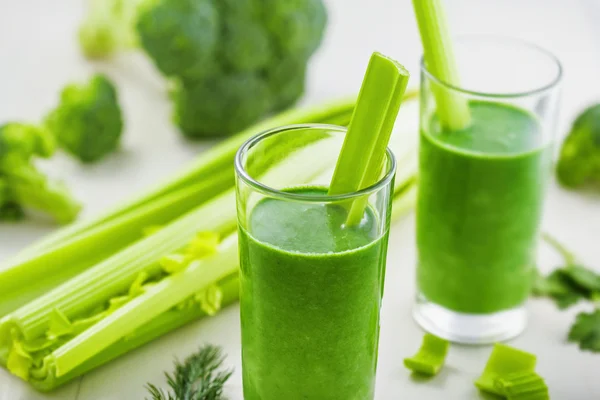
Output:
top-left (239, 187), bottom-right (388, 400)
top-left (417, 101), bottom-right (552, 314)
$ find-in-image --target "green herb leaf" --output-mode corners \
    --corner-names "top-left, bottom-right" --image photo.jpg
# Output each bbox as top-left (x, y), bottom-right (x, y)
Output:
top-left (568, 309), bottom-right (600, 352)
top-left (403, 333), bottom-right (449, 376)
top-left (532, 265), bottom-right (600, 310)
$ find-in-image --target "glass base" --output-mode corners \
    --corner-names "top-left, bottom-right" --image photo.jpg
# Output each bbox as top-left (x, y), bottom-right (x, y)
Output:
top-left (413, 293), bottom-right (527, 344)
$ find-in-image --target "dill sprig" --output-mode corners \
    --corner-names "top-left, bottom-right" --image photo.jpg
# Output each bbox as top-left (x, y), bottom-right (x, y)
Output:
top-left (146, 344), bottom-right (233, 400)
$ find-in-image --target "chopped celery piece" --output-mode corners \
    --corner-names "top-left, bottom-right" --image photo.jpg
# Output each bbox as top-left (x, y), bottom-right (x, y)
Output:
top-left (412, 0), bottom-right (471, 130)
top-left (328, 52), bottom-right (410, 226)
top-left (495, 371), bottom-right (549, 400)
top-left (403, 333), bottom-right (449, 376)
top-left (475, 344), bottom-right (537, 396)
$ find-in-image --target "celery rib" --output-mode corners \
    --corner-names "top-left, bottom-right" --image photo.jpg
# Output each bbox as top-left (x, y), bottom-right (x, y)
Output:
top-left (329, 52), bottom-right (410, 226)
top-left (413, 0), bottom-right (471, 130)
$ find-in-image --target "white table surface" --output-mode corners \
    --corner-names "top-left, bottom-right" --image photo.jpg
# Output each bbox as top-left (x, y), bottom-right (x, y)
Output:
top-left (1, 0), bottom-right (600, 399)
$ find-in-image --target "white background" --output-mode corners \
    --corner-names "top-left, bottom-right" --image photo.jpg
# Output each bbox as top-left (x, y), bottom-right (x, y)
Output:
top-left (1, 0), bottom-right (600, 399)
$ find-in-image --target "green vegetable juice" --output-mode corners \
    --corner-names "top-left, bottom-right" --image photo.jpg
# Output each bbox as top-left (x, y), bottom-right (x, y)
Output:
top-left (417, 101), bottom-right (552, 314)
top-left (239, 187), bottom-right (388, 400)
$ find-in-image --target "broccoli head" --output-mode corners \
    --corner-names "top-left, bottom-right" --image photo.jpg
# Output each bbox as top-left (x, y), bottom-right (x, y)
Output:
top-left (0, 123), bottom-right (81, 223)
top-left (172, 73), bottom-right (272, 137)
top-left (556, 104), bottom-right (600, 189)
top-left (45, 74), bottom-right (124, 163)
top-left (79, 0), bottom-right (327, 137)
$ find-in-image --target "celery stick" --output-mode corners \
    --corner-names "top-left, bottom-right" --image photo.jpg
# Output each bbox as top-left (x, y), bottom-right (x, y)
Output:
top-left (403, 333), bottom-right (450, 376)
top-left (412, 0), bottom-right (471, 130)
top-left (329, 52), bottom-right (410, 226)
top-left (475, 344), bottom-right (537, 396)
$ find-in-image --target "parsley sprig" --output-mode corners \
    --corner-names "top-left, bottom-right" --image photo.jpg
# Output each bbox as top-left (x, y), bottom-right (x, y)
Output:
top-left (535, 233), bottom-right (600, 352)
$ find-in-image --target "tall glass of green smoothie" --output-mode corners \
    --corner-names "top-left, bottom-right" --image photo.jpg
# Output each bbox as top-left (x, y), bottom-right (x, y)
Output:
top-left (235, 124), bottom-right (396, 400)
top-left (414, 36), bottom-right (562, 344)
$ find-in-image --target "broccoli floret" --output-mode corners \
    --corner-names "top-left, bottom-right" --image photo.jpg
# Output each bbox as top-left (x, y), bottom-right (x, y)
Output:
top-left (556, 104), bottom-right (600, 189)
top-left (78, 0), bottom-right (327, 137)
top-left (0, 123), bottom-right (80, 223)
top-left (45, 74), bottom-right (124, 163)
top-left (136, 0), bottom-right (220, 79)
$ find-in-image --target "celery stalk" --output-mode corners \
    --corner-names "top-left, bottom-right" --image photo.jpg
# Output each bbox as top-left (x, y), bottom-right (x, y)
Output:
top-left (412, 0), bottom-right (471, 130)
top-left (328, 52), bottom-right (410, 226)
top-left (475, 344), bottom-right (537, 396)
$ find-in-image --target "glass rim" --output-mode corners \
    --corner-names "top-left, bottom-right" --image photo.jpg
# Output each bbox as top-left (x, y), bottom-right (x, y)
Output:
top-left (420, 34), bottom-right (563, 99)
top-left (234, 123), bottom-right (397, 203)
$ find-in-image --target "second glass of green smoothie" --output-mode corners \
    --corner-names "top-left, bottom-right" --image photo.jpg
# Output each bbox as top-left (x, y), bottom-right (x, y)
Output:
top-left (415, 36), bottom-right (562, 344)
top-left (235, 124), bottom-right (396, 400)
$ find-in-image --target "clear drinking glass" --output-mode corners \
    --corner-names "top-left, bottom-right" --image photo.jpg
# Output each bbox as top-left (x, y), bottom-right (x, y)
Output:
top-left (235, 124), bottom-right (396, 400)
top-left (414, 36), bottom-right (562, 344)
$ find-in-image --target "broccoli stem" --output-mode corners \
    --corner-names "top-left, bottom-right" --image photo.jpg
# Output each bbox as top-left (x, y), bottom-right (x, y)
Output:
top-left (3, 165), bottom-right (80, 225)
